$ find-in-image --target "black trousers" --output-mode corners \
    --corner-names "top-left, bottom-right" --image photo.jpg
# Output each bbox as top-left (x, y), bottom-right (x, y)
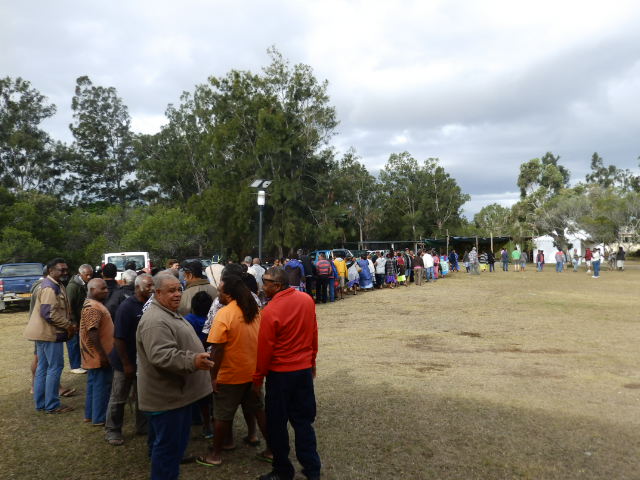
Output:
top-left (265, 369), bottom-right (321, 480)
top-left (315, 277), bottom-right (328, 303)
top-left (304, 276), bottom-right (315, 299)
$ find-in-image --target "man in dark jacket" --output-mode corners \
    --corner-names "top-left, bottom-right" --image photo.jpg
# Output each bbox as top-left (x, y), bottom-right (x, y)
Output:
top-left (66, 264), bottom-right (93, 374)
top-left (298, 249), bottom-right (316, 299)
top-left (102, 263), bottom-right (119, 300)
top-left (105, 269), bottom-right (136, 318)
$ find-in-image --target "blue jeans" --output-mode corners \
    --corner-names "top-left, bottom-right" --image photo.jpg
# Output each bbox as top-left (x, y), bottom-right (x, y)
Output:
top-left (502, 261), bottom-right (509, 271)
top-left (66, 333), bottom-right (81, 369)
top-left (593, 260), bottom-right (601, 277)
top-left (34, 341), bottom-right (64, 411)
top-left (147, 405), bottom-right (193, 480)
top-left (426, 267), bottom-right (434, 281)
top-left (537, 262), bottom-right (543, 271)
top-left (266, 369), bottom-right (321, 480)
top-left (329, 278), bottom-right (335, 302)
top-left (85, 367), bottom-right (113, 424)
top-left (556, 262), bottom-right (563, 272)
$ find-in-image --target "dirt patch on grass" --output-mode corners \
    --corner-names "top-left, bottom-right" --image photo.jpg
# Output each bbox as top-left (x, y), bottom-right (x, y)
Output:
top-left (459, 331), bottom-right (482, 338)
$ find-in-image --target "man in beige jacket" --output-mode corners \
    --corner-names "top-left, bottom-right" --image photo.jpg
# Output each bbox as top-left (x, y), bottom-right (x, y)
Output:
top-left (137, 272), bottom-right (213, 479)
top-left (24, 258), bottom-right (77, 413)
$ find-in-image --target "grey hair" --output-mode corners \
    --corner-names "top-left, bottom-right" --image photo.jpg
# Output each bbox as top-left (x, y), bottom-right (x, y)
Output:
top-left (264, 266), bottom-right (289, 288)
top-left (161, 268), bottom-right (179, 279)
top-left (78, 264), bottom-right (93, 274)
top-left (122, 269), bottom-right (137, 285)
top-left (154, 272), bottom-right (179, 290)
top-left (135, 273), bottom-right (152, 288)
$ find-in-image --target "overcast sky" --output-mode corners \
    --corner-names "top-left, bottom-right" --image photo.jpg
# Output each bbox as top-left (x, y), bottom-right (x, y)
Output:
top-left (2, 0), bottom-right (640, 217)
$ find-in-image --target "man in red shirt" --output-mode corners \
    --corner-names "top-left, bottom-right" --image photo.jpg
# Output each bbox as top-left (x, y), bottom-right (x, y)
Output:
top-left (253, 267), bottom-right (320, 480)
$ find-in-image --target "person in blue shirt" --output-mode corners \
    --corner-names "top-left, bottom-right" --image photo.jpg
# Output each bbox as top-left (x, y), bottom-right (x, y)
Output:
top-left (184, 291), bottom-right (213, 346)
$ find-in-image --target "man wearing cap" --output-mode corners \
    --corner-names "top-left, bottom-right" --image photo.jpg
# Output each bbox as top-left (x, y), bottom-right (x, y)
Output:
top-left (178, 261), bottom-right (218, 316)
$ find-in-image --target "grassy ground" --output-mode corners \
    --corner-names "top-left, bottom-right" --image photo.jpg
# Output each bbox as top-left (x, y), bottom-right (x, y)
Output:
top-left (1, 262), bottom-right (639, 479)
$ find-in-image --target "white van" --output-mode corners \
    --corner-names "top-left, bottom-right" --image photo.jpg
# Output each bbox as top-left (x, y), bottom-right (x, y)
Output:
top-left (103, 252), bottom-right (151, 280)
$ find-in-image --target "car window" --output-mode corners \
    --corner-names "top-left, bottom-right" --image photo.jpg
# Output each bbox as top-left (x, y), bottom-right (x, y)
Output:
top-left (107, 255), bottom-right (145, 271)
top-left (0, 264), bottom-right (42, 277)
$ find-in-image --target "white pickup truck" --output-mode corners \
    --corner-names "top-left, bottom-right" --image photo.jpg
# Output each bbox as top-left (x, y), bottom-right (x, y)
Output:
top-left (102, 252), bottom-right (151, 280)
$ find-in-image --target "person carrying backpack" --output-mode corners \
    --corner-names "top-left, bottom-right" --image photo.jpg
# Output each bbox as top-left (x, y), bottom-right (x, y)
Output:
top-left (314, 253), bottom-right (333, 304)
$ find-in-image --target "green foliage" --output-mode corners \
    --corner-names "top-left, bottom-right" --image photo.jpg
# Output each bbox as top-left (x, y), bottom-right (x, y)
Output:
top-left (517, 152), bottom-right (570, 200)
top-left (0, 192), bottom-right (66, 264)
top-left (68, 76), bottom-right (138, 205)
top-left (0, 227), bottom-right (46, 263)
top-left (120, 206), bottom-right (205, 262)
top-left (0, 77), bottom-right (62, 193)
top-left (584, 152), bottom-right (640, 192)
top-left (378, 152), bottom-right (468, 239)
top-left (474, 203), bottom-right (512, 236)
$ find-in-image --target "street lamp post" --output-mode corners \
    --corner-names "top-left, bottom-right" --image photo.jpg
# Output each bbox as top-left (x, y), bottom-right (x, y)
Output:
top-left (257, 190), bottom-right (265, 261)
top-left (250, 179), bottom-right (271, 262)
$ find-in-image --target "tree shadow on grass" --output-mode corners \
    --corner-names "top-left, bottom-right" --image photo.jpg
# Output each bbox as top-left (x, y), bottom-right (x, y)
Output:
top-left (315, 370), bottom-right (640, 480)
top-left (2, 369), bottom-right (640, 480)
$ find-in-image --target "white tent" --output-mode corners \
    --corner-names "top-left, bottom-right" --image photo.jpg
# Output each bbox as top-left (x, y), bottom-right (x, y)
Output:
top-left (532, 230), bottom-right (603, 263)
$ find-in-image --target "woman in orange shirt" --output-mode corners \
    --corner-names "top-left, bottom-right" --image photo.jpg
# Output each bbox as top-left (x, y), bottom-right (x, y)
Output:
top-left (197, 275), bottom-right (271, 467)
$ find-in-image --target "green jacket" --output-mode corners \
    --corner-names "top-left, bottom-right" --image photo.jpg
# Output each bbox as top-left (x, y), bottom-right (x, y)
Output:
top-left (66, 275), bottom-right (88, 325)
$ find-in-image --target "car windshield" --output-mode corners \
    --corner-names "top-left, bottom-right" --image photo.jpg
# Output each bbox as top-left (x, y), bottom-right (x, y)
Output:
top-left (0, 264), bottom-right (42, 277)
top-left (107, 255), bottom-right (145, 271)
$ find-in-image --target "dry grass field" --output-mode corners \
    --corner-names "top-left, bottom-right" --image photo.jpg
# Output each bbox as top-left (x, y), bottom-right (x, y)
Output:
top-left (1, 263), bottom-right (639, 480)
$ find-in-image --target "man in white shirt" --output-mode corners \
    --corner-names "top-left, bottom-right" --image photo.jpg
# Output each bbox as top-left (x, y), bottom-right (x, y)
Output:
top-left (592, 248), bottom-right (601, 278)
top-left (248, 258), bottom-right (266, 289)
top-left (374, 253), bottom-right (386, 289)
top-left (423, 251), bottom-right (435, 282)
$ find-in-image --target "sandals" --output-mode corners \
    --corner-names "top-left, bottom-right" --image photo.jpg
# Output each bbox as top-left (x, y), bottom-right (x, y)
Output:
top-left (46, 404), bottom-right (75, 414)
top-left (59, 388), bottom-right (77, 398)
top-left (256, 451), bottom-right (274, 463)
top-left (243, 436), bottom-right (261, 447)
top-left (196, 456), bottom-right (222, 467)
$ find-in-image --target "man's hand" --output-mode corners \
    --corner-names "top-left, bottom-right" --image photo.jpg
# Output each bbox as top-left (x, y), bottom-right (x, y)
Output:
top-left (99, 354), bottom-right (110, 368)
top-left (195, 352), bottom-right (214, 370)
top-left (312, 366), bottom-right (316, 379)
top-left (211, 378), bottom-right (218, 394)
top-left (66, 323), bottom-right (77, 338)
top-left (123, 363), bottom-right (136, 379)
top-left (252, 382), bottom-right (262, 397)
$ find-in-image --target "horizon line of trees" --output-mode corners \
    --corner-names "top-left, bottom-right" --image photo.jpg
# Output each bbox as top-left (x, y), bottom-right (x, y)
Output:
top-left (1, 49), bottom-right (639, 267)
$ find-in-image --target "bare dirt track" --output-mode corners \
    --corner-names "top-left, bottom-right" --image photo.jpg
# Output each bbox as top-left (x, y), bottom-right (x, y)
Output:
top-left (1, 263), bottom-right (639, 479)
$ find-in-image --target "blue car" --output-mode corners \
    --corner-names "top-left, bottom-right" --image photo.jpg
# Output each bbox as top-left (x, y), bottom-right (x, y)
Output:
top-left (0, 262), bottom-right (45, 311)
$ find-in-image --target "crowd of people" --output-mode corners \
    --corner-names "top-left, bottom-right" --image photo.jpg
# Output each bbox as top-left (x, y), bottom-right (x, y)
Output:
top-left (21, 243), bottom-right (628, 479)
top-left (23, 257), bottom-right (320, 480)
top-left (532, 245), bottom-right (626, 278)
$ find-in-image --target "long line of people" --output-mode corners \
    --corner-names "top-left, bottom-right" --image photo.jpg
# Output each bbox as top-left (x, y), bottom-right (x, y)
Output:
top-left (280, 248), bottom-right (456, 303)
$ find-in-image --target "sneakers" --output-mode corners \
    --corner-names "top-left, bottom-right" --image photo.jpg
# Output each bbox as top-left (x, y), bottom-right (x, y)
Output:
top-left (70, 368), bottom-right (87, 374)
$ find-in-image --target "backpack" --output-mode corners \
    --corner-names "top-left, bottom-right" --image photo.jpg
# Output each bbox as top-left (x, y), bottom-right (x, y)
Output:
top-left (316, 260), bottom-right (332, 277)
